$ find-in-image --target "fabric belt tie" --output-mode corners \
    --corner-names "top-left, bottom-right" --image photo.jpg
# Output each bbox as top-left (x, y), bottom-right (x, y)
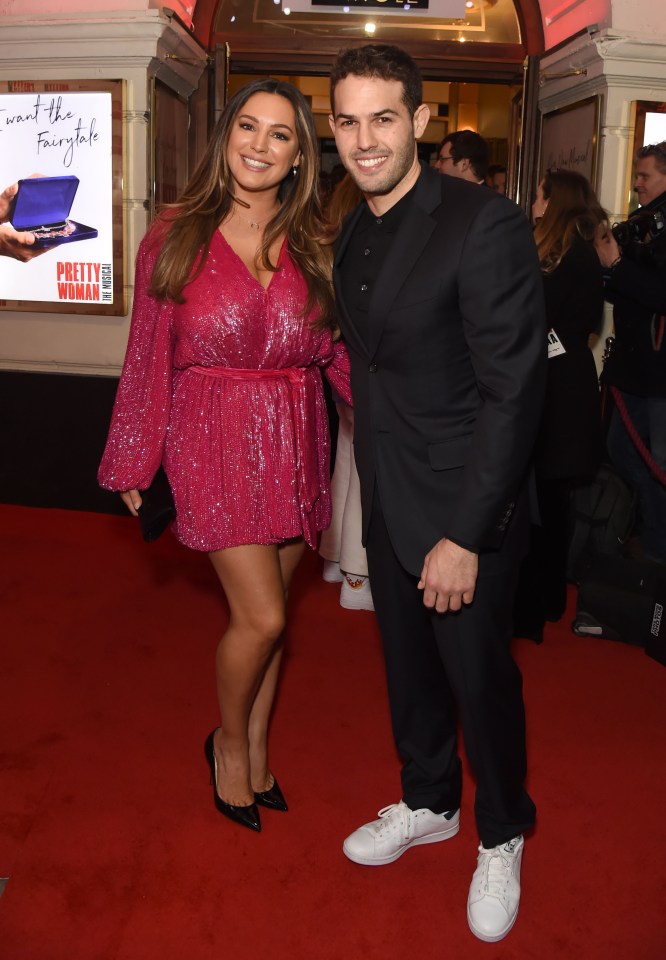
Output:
top-left (189, 364), bottom-right (321, 522)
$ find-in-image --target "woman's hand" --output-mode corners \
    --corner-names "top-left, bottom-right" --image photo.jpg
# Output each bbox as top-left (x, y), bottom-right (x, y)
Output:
top-left (0, 221), bottom-right (37, 261)
top-left (120, 489), bottom-right (143, 517)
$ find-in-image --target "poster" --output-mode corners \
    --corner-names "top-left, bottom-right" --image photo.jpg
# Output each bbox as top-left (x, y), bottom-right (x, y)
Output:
top-left (0, 80), bottom-right (124, 314)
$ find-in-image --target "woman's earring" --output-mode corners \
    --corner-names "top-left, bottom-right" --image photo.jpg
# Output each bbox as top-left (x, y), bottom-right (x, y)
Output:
top-left (292, 166), bottom-right (298, 177)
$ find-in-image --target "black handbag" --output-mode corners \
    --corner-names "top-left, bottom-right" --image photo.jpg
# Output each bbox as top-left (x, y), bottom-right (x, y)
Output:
top-left (138, 466), bottom-right (176, 542)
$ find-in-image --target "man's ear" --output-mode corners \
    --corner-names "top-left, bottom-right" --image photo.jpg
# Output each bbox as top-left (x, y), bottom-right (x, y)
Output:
top-left (413, 103), bottom-right (430, 139)
top-left (328, 114), bottom-right (336, 136)
top-left (459, 157), bottom-right (471, 172)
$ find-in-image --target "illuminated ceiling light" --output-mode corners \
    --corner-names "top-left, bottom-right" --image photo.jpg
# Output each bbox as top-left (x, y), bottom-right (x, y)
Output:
top-left (365, 21), bottom-right (376, 35)
top-left (343, 5), bottom-right (350, 10)
top-left (230, 15), bottom-right (235, 22)
top-left (458, 35), bottom-right (467, 42)
top-left (274, 0), bottom-right (280, 4)
top-left (465, 1), bottom-right (474, 7)
top-left (283, 6), bottom-right (291, 13)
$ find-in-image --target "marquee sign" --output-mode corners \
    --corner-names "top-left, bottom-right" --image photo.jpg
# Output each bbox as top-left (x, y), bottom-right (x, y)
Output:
top-left (289, 1), bottom-right (468, 16)
top-left (311, 1), bottom-right (430, 8)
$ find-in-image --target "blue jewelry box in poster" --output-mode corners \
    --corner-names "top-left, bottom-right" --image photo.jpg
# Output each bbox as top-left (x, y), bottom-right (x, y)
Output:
top-left (10, 175), bottom-right (98, 247)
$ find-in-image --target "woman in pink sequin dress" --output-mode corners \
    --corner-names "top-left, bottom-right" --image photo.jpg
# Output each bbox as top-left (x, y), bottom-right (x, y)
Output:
top-left (99, 79), bottom-right (350, 833)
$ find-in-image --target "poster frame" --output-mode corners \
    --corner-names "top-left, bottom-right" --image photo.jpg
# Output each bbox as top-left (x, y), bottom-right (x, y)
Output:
top-left (538, 94), bottom-right (601, 189)
top-left (0, 78), bottom-right (125, 316)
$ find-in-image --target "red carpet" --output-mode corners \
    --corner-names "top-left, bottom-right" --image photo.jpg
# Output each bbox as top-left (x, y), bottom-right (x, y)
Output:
top-left (1, 504), bottom-right (665, 959)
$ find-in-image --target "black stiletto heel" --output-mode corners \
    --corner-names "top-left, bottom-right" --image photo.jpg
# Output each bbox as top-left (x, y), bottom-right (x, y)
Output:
top-left (204, 730), bottom-right (261, 832)
top-left (254, 777), bottom-right (288, 812)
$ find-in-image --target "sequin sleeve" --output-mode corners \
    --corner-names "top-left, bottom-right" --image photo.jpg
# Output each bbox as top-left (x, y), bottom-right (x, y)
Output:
top-left (98, 238), bottom-right (174, 491)
top-left (323, 338), bottom-right (352, 407)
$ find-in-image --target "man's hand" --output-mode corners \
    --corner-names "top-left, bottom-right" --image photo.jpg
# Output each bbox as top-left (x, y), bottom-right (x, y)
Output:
top-left (418, 538), bottom-right (478, 613)
top-left (594, 226), bottom-right (622, 269)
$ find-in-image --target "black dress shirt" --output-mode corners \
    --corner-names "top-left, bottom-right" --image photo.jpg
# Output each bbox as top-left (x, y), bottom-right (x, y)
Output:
top-left (339, 179), bottom-right (419, 348)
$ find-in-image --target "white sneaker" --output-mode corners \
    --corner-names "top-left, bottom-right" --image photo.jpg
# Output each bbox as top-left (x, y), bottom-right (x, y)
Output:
top-left (322, 560), bottom-right (344, 583)
top-left (467, 835), bottom-right (524, 942)
top-left (340, 573), bottom-right (374, 611)
top-left (343, 801), bottom-right (460, 866)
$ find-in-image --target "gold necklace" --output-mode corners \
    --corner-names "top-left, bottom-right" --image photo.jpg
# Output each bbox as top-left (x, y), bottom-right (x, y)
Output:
top-left (232, 206), bottom-right (278, 231)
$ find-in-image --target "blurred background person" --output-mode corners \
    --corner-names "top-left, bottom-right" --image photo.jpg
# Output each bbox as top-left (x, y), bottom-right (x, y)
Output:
top-left (319, 173), bottom-right (374, 611)
top-left (434, 130), bottom-right (489, 185)
top-left (595, 142), bottom-right (666, 562)
top-left (486, 163), bottom-right (507, 195)
top-left (514, 167), bottom-right (607, 641)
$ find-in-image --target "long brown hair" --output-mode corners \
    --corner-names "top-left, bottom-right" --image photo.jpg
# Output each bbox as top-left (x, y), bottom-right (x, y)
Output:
top-left (325, 172), bottom-right (362, 237)
top-left (150, 78), bottom-right (335, 328)
top-left (534, 168), bottom-right (607, 273)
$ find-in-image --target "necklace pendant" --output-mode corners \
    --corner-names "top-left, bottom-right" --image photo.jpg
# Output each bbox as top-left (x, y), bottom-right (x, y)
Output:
top-left (249, 220), bottom-right (260, 230)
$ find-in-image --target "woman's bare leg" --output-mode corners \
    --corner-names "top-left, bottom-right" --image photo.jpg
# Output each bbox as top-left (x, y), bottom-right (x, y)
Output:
top-left (248, 538), bottom-right (306, 791)
top-left (209, 543), bottom-right (292, 806)
top-left (208, 539), bottom-right (306, 804)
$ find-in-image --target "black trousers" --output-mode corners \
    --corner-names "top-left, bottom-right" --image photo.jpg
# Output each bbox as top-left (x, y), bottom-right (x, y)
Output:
top-left (514, 475), bottom-right (583, 637)
top-left (365, 492), bottom-right (536, 849)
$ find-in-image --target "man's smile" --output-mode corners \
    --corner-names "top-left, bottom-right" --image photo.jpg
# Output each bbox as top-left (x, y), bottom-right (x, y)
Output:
top-left (355, 156), bottom-right (388, 169)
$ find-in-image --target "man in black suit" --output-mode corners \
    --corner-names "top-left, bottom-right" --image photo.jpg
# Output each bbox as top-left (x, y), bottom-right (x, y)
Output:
top-left (328, 45), bottom-right (546, 943)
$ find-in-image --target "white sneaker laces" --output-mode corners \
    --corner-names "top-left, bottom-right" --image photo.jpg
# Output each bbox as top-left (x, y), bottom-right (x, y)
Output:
top-left (477, 844), bottom-right (514, 900)
top-left (375, 802), bottom-right (410, 839)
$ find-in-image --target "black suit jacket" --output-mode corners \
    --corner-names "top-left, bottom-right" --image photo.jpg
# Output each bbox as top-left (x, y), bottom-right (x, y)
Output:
top-left (334, 164), bottom-right (547, 577)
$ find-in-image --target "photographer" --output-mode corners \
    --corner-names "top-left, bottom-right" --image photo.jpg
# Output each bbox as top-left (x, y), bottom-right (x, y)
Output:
top-left (595, 142), bottom-right (666, 562)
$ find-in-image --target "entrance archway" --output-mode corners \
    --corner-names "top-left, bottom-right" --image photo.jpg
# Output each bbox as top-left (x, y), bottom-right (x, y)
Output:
top-left (189, 1), bottom-right (548, 211)
top-left (193, 0), bottom-right (546, 66)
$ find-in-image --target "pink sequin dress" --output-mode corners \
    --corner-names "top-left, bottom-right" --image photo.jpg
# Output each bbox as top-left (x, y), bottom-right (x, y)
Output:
top-left (98, 229), bottom-right (351, 552)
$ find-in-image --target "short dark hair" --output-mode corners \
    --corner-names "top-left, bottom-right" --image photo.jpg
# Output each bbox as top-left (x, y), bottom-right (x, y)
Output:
top-left (487, 164), bottom-right (507, 178)
top-left (330, 44), bottom-right (422, 118)
top-left (637, 141), bottom-right (666, 174)
top-left (439, 130), bottom-right (490, 181)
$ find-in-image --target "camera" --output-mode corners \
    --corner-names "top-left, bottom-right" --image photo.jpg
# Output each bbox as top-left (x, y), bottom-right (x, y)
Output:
top-left (612, 201), bottom-right (666, 249)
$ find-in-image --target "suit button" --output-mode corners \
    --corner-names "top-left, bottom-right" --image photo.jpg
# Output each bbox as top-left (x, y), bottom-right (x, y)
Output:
top-left (368, 363), bottom-right (377, 373)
